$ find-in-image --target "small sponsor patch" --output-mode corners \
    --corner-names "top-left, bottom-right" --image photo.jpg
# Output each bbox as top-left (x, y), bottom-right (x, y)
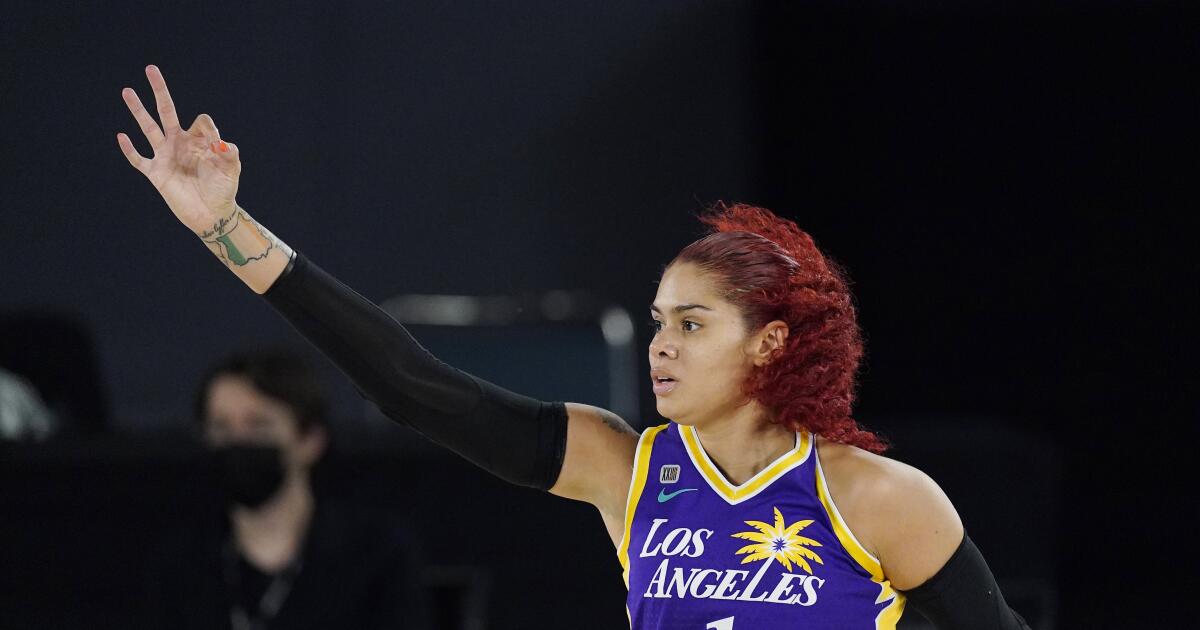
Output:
top-left (659, 464), bottom-right (681, 484)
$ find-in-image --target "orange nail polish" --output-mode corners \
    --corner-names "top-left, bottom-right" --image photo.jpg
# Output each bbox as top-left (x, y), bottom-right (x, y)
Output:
top-left (218, 141), bottom-right (229, 153)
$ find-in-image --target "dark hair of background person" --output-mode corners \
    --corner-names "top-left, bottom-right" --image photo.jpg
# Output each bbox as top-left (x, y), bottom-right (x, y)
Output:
top-left (193, 349), bottom-right (329, 434)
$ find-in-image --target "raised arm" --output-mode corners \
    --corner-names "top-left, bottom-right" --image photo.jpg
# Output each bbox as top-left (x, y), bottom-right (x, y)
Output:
top-left (260, 253), bottom-right (637, 496)
top-left (117, 66), bottom-right (637, 535)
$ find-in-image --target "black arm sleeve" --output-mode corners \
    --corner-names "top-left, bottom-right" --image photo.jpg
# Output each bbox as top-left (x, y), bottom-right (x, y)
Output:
top-left (262, 252), bottom-right (567, 490)
top-left (901, 533), bottom-right (1032, 630)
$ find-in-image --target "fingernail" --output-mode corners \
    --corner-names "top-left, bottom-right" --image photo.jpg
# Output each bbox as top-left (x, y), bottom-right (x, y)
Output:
top-left (218, 141), bottom-right (229, 153)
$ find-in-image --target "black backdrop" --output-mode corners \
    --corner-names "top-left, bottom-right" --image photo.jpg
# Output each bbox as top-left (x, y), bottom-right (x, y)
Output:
top-left (2, 2), bottom-right (1195, 628)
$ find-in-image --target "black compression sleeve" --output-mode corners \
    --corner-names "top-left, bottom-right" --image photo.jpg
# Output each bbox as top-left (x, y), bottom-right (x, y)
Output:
top-left (262, 252), bottom-right (568, 490)
top-left (901, 533), bottom-right (1032, 630)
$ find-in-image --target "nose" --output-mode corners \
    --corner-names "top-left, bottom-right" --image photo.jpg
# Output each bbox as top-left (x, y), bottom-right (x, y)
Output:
top-left (649, 335), bottom-right (678, 360)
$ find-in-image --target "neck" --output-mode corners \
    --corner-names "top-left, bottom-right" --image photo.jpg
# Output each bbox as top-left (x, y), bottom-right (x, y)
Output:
top-left (231, 473), bottom-right (314, 573)
top-left (692, 401), bottom-right (796, 486)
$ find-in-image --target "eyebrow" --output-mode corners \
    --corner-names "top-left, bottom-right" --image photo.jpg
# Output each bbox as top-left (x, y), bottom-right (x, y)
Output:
top-left (650, 303), bottom-right (714, 314)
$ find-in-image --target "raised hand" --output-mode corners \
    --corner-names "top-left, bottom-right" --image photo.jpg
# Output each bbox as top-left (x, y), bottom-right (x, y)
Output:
top-left (117, 65), bottom-right (241, 237)
top-left (117, 65), bottom-right (291, 294)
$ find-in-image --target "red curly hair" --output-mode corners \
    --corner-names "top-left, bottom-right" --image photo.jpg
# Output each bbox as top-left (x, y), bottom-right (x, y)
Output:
top-left (671, 202), bottom-right (887, 453)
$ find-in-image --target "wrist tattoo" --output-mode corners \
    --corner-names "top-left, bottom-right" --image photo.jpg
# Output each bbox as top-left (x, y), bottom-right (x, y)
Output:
top-left (200, 209), bottom-right (282, 267)
top-left (196, 212), bottom-right (238, 240)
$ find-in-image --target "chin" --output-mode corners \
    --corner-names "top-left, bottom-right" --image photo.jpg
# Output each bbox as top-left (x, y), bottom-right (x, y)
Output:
top-left (655, 400), bottom-right (694, 426)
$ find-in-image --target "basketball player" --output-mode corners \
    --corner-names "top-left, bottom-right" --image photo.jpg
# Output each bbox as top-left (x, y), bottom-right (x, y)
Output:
top-left (118, 65), bottom-right (1030, 629)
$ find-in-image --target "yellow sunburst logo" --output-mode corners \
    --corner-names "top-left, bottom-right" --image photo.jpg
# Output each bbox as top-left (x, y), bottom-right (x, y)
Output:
top-left (731, 507), bottom-right (825, 574)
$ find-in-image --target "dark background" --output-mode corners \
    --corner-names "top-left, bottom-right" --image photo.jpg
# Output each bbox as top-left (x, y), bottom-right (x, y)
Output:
top-left (1, 1), bottom-right (1195, 629)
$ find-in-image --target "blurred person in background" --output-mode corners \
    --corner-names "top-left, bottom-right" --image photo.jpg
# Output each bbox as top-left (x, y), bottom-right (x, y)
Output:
top-left (144, 349), bottom-right (428, 630)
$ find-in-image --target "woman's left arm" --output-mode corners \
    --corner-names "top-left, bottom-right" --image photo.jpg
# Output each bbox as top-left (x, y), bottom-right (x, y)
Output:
top-left (869, 463), bottom-right (1032, 630)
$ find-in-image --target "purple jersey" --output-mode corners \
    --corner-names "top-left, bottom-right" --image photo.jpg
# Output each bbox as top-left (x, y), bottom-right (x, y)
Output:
top-left (617, 423), bottom-right (905, 629)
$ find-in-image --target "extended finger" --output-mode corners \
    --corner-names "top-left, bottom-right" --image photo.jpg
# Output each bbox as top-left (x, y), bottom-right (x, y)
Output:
top-left (121, 87), bottom-right (165, 149)
top-left (145, 65), bottom-right (181, 133)
top-left (116, 132), bottom-right (150, 175)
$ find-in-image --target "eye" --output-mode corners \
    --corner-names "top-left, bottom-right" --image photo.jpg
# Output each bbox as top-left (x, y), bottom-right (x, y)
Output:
top-left (682, 320), bottom-right (700, 332)
top-left (648, 318), bottom-right (664, 333)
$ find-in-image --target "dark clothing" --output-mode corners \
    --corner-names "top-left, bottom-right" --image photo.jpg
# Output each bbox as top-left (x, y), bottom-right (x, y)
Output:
top-left (144, 498), bottom-right (428, 630)
top-left (263, 252), bottom-right (568, 490)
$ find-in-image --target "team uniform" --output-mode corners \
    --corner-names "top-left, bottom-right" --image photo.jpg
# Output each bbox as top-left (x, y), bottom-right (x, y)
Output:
top-left (618, 423), bottom-right (905, 629)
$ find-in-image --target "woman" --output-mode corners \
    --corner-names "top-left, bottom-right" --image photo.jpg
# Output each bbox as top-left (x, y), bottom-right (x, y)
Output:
top-left (117, 65), bottom-right (1029, 629)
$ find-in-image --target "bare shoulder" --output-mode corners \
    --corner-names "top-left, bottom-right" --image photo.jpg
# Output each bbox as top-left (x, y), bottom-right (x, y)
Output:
top-left (816, 437), bottom-right (964, 590)
top-left (815, 438), bottom-right (930, 508)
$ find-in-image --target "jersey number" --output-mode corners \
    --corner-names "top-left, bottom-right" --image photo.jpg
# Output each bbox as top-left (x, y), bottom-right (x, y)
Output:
top-left (706, 617), bottom-right (734, 630)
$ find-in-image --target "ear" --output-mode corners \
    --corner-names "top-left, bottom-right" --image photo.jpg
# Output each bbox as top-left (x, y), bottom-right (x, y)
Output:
top-left (748, 320), bottom-right (789, 367)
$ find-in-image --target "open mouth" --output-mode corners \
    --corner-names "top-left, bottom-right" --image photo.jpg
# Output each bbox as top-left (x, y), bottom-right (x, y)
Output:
top-left (652, 377), bottom-right (678, 395)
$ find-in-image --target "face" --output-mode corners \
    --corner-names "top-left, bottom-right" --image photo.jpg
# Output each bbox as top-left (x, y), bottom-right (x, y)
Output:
top-left (649, 263), bottom-right (787, 426)
top-left (202, 375), bottom-right (325, 472)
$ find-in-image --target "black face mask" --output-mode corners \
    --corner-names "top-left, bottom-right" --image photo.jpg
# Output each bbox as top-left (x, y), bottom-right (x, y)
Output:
top-left (211, 444), bottom-right (286, 509)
